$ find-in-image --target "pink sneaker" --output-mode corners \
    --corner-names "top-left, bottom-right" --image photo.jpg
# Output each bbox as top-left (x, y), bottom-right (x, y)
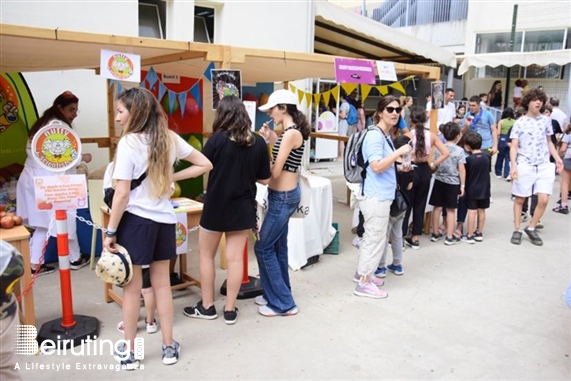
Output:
top-left (353, 272), bottom-right (385, 287)
top-left (354, 281), bottom-right (388, 299)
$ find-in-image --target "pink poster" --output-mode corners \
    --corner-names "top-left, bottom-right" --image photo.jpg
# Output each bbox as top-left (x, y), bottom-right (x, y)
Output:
top-left (334, 58), bottom-right (376, 84)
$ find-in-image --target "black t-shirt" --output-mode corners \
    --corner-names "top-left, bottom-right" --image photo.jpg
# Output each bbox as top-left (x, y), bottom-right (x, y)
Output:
top-left (200, 132), bottom-right (271, 231)
top-left (465, 152), bottom-right (491, 200)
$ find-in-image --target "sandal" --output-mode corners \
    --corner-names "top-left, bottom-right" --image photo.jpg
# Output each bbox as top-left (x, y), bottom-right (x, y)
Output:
top-left (437, 225), bottom-right (447, 236)
top-left (453, 229), bottom-right (463, 239)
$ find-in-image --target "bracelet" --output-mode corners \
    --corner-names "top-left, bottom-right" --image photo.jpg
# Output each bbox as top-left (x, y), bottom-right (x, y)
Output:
top-left (105, 228), bottom-right (117, 238)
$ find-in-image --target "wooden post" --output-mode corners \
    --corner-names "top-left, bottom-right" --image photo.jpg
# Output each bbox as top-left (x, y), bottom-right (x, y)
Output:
top-left (106, 79), bottom-right (116, 161)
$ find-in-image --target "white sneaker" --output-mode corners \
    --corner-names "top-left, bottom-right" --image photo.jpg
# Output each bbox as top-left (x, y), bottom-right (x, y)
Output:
top-left (490, 197), bottom-right (494, 203)
top-left (254, 295), bottom-right (267, 306)
top-left (495, 175), bottom-right (502, 179)
top-left (146, 318), bottom-right (158, 334)
top-left (351, 236), bottom-right (362, 248)
top-left (354, 281), bottom-right (388, 299)
top-left (506, 176), bottom-right (511, 182)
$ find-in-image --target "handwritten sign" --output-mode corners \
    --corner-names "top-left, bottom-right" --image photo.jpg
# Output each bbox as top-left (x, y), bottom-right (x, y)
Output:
top-left (376, 61), bottom-right (398, 82)
top-left (33, 175), bottom-right (88, 211)
top-left (31, 120), bottom-right (82, 172)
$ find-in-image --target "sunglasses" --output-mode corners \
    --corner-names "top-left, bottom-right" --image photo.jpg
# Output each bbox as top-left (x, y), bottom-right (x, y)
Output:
top-left (385, 107), bottom-right (402, 114)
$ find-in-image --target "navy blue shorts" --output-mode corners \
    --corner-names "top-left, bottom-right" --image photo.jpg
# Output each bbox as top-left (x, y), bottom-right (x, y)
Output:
top-left (116, 211), bottom-right (177, 266)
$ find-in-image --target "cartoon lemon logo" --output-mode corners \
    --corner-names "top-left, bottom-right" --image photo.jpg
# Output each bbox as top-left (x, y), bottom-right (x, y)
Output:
top-left (175, 222), bottom-right (187, 247)
top-left (107, 54), bottom-right (134, 80)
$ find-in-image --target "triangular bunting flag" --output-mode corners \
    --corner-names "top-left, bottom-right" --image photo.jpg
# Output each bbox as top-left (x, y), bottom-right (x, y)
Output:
top-left (178, 91), bottom-right (188, 118)
top-left (360, 84), bottom-right (372, 102)
top-left (289, 83), bottom-right (297, 93)
top-left (297, 89), bottom-right (304, 105)
top-left (139, 79), bottom-right (147, 88)
top-left (313, 93), bottom-right (321, 107)
top-left (322, 90), bottom-right (331, 108)
top-left (304, 92), bottom-right (312, 107)
top-left (340, 83), bottom-right (357, 96)
top-left (330, 85), bottom-right (340, 103)
top-left (389, 82), bottom-right (406, 95)
top-left (146, 67), bottom-right (158, 89)
top-left (190, 83), bottom-right (202, 111)
top-left (168, 90), bottom-right (177, 115)
top-left (377, 85), bottom-right (389, 95)
top-left (158, 82), bottom-right (167, 102)
top-left (108, 79), bottom-right (116, 89)
top-left (203, 62), bottom-right (215, 82)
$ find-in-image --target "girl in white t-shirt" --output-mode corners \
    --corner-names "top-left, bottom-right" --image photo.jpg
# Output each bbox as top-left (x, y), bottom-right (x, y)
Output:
top-left (553, 126), bottom-right (571, 214)
top-left (103, 88), bottom-right (212, 369)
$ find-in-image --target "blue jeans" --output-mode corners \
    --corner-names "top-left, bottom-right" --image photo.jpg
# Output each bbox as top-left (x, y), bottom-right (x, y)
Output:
top-left (254, 185), bottom-right (301, 313)
top-left (495, 135), bottom-right (510, 177)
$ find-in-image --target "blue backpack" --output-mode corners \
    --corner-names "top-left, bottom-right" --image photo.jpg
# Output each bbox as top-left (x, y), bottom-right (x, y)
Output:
top-left (346, 102), bottom-right (358, 125)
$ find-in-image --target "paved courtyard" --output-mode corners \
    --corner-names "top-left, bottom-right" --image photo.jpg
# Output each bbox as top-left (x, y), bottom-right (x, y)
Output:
top-left (12, 160), bottom-right (571, 380)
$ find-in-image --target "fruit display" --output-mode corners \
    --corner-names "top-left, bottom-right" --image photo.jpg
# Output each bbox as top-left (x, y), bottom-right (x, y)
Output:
top-left (0, 211), bottom-right (23, 230)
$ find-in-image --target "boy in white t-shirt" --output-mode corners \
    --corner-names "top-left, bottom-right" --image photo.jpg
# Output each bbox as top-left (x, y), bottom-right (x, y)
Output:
top-left (509, 88), bottom-right (563, 246)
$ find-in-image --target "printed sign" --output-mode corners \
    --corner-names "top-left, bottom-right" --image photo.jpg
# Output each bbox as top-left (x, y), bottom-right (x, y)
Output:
top-left (243, 100), bottom-right (257, 131)
top-left (376, 61), bottom-right (398, 82)
top-left (100, 49), bottom-right (141, 83)
top-left (211, 70), bottom-right (242, 109)
top-left (31, 120), bottom-right (81, 172)
top-left (33, 174), bottom-right (88, 211)
top-left (334, 58), bottom-right (376, 84)
top-left (175, 212), bottom-right (188, 255)
top-left (431, 81), bottom-right (446, 109)
top-left (161, 74), bottom-right (180, 84)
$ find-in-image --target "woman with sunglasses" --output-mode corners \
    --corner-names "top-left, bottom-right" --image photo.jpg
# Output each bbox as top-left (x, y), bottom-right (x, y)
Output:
top-left (353, 96), bottom-right (412, 299)
top-left (402, 106), bottom-right (449, 249)
top-left (16, 91), bottom-right (92, 275)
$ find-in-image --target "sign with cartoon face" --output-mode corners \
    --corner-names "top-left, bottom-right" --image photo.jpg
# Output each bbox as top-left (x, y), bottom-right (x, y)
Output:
top-left (100, 49), bottom-right (141, 83)
top-left (31, 120), bottom-right (81, 172)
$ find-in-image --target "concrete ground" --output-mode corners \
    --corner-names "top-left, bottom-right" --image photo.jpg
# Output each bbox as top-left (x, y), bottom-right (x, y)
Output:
top-left (13, 160), bottom-right (571, 380)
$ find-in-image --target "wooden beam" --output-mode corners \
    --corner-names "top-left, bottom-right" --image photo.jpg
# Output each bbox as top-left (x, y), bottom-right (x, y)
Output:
top-left (141, 50), bottom-right (207, 66)
top-left (80, 137), bottom-right (111, 148)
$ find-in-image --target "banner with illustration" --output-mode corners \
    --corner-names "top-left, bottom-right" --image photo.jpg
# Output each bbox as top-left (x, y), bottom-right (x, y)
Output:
top-left (100, 49), bottom-right (141, 83)
top-left (211, 70), bottom-right (242, 110)
top-left (0, 72), bottom-right (38, 183)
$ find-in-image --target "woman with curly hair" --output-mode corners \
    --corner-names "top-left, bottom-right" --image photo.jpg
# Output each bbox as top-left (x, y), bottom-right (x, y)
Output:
top-left (183, 96), bottom-right (271, 325)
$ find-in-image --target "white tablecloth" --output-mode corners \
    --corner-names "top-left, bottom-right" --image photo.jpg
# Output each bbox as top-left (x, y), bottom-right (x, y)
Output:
top-left (256, 175), bottom-right (336, 270)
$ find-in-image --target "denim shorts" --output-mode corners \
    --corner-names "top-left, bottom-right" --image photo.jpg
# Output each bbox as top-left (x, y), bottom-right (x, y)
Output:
top-left (116, 211), bottom-right (176, 266)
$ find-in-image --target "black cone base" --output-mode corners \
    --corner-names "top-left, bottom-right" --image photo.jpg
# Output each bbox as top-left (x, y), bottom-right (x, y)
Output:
top-left (220, 276), bottom-right (264, 300)
top-left (37, 315), bottom-right (100, 349)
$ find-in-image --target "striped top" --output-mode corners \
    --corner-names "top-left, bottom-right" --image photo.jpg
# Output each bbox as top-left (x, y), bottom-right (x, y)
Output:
top-left (272, 125), bottom-right (304, 173)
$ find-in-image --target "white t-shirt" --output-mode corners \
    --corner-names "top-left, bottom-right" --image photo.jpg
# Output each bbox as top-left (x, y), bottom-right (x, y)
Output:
top-left (112, 132), bottom-right (193, 223)
top-left (425, 101), bottom-right (455, 129)
top-left (561, 133), bottom-right (571, 159)
top-left (551, 108), bottom-right (568, 131)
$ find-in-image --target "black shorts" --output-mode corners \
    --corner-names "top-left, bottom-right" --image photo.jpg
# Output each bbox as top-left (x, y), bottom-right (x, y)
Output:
top-left (429, 180), bottom-right (460, 209)
top-left (116, 211), bottom-right (177, 266)
top-left (467, 198), bottom-right (490, 210)
top-left (142, 267), bottom-right (151, 289)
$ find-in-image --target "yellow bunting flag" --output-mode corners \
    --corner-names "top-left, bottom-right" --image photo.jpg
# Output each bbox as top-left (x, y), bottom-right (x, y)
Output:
top-left (377, 85), bottom-right (389, 95)
top-left (313, 93), bottom-right (321, 107)
top-left (322, 90), bottom-right (331, 108)
top-left (297, 89), bottom-right (305, 105)
top-left (340, 83), bottom-right (358, 96)
top-left (389, 82), bottom-right (406, 95)
top-left (289, 83), bottom-right (297, 93)
top-left (360, 84), bottom-right (372, 102)
top-left (330, 85), bottom-right (340, 103)
top-left (305, 92), bottom-right (312, 107)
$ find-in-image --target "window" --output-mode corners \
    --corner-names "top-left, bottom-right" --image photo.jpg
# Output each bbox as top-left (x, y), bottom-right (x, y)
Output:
top-left (139, 0), bottom-right (166, 39)
top-left (474, 29), bottom-right (566, 79)
top-left (194, 6), bottom-right (215, 43)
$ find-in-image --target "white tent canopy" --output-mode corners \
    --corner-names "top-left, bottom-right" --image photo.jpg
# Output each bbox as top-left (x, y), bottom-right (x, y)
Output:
top-left (458, 50), bottom-right (571, 75)
top-left (314, 1), bottom-right (457, 68)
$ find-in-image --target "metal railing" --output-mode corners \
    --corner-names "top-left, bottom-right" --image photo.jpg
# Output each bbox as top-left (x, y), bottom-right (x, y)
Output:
top-left (452, 100), bottom-right (502, 124)
top-left (346, 0), bottom-right (469, 28)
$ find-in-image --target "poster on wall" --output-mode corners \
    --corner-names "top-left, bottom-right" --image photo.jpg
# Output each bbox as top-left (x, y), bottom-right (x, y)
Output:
top-left (211, 69), bottom-right (242, 109)
top-left (431, 81), bottom-right (445, 109)
top-left (100, 49), bottom-right (141, 83)
top-left (334, 58), bottom-right (376, 84)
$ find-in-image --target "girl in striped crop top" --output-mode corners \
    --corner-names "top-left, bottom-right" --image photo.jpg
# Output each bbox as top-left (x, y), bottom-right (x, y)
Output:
top-left (255, 89), bottom-right (311, 316)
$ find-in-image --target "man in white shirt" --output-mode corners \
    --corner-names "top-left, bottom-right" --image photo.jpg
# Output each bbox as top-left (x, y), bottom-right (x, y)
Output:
top-left (549, 97), bottom-right (568, 132)
top-left (426, 88), bottom-right (456, 131)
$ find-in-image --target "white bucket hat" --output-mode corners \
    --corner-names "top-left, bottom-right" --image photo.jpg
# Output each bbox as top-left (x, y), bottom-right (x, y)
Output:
top-left (95, 244), bottom-right (133, 287)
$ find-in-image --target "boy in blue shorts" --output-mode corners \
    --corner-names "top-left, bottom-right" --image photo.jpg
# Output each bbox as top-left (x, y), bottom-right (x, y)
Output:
top-left (463, 131), bottom-right (491, 244)
top-left (429, 122), bottom-right (466, 245)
